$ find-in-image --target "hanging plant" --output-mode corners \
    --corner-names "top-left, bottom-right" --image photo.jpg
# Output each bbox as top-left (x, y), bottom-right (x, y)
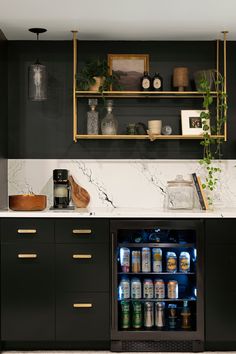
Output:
top-left (198, 70), bottom-right (227, 204)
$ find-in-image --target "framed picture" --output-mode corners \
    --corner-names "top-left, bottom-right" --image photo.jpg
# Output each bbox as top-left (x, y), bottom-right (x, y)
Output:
top-left (108, 54), bottom-right (149, 91)
top-left (181, 110), bottom-right (210, 135)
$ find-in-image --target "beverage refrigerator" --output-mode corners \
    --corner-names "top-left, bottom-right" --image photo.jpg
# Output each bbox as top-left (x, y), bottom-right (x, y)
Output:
top-left (111, 220), bottom-right (204, 352)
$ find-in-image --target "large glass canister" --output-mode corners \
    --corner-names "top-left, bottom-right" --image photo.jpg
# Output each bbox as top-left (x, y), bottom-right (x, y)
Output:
top-left (167, 175), bottom-right (194, 210)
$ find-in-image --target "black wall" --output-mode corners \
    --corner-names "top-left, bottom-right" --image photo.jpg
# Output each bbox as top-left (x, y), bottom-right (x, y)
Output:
top-left (7, 40), bottom-right (236, 159)
top-left (0, 30), bottom-right (8, 209)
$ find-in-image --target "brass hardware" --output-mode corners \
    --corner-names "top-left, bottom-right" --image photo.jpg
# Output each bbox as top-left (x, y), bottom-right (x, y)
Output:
top-left (18, 254), bottom-right (37, 259)
top-left (222, 31), bottom-right (228, 142)
top-left (17, 229), bottom-right (37, 234)
top-left (73, 254), bottom-right (92, 259)
top-left (72, 229), bottom-right (92, 234)
top-left (73, 303), bottom-right (93, 308)
top-left (72, 30), bottom-right (78, 142)
top-left (75, 134), bottom-right (225, 141)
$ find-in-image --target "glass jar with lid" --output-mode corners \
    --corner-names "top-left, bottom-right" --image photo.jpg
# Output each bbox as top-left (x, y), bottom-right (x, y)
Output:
top-left (166, 174), bottom-right (194, 210)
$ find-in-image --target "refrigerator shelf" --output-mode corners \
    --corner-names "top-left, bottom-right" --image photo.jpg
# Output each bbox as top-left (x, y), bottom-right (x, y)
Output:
top-left (118, 272), bottom-right (196, 275)
top-left (118, 243), bottom-right (195, 248)
top-left (117, 297), bottom-right (197, 302)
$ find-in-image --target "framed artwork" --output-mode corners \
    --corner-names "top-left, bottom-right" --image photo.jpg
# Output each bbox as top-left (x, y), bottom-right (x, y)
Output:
top-left (108, 54), bottom-right (149, 90)
top-left (181, 110), bottom-right (210, 135)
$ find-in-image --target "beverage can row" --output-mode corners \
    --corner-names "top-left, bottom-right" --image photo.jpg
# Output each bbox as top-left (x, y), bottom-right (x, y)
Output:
top-left (118, 277), bottom-right (178, 300)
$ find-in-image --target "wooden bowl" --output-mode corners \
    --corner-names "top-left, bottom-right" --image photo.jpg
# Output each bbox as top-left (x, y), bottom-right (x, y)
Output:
top-left (9, 194), bottom-right (47, 211)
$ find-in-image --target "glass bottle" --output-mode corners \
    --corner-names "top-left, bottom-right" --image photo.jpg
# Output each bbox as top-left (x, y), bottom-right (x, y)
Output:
top-left (181, 300), bottom-right (191, 329)
top-left (101, 100), bottom-right (118, 135)
top-left (87, 99), bottom-right (99, 135)
top-left (141, 71), bottom-right (151, 91)
top-left (152, 72), bottom-right (163, 91)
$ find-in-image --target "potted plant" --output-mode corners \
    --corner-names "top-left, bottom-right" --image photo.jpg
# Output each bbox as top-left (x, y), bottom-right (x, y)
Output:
top-left (198, 70), bottom-right (227, 204)
top-left (76, 58), bottom-right (120, 93)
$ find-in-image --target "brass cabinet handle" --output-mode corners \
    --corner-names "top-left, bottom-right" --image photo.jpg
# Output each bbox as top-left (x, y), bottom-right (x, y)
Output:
top-left (72, 229), bottom-right (92, 234)
top-left (72, 254), bottom-right (92, 259)
top-left (17, 229), bottom-right (37, 234)
top-left (73, 303), bottom-right (93, 308)
top-left (17, 254), bottom-right (37, 259)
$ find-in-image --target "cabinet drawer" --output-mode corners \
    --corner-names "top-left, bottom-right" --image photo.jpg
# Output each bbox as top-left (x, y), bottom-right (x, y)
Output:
top-left (1, 218), bottom-right (54, 243)
top-left (56, 244), bottom-right (109, 292)
top-left (55, 218), bottom-right (109, 243)
top-left (56, 292), bottom-right (109, 341)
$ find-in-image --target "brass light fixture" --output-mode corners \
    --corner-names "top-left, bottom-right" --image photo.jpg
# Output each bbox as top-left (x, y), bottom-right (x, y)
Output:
top-left (28, 28), bottom-right (47, 101)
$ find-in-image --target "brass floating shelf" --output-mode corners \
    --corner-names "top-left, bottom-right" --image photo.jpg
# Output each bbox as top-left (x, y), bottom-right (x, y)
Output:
top-left (76, 134), bottom-right (225, 141)
top-left (76, 90), bottom-right (218, 99)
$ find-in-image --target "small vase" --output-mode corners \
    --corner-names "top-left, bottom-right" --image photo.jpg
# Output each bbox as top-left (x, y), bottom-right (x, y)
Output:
top-left (101, 100), bottom-right (118, 135)
top-left (87, 99), bottom-right (99, 135)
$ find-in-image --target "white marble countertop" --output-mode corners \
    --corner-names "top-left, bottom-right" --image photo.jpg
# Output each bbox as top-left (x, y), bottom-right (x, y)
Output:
top-left (0, 207), bottom-right (234, 218)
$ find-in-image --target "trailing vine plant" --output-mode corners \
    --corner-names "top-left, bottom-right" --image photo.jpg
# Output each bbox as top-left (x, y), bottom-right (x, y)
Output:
top-left (198, 70), bottom-right (227, 203)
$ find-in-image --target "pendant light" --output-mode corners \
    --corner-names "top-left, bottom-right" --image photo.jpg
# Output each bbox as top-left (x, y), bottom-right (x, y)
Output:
top-left (28, 28), bottom-right (47, 101)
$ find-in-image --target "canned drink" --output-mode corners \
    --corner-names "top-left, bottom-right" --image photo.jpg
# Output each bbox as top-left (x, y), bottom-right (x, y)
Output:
top-left (179, 251), bottom-right (190, 273)
top-left (142, 247), bottom-right (151, 272)
top-left (168, 280), bottom-right (178, 299)
top-left (152, 248), bottom-right (162, 272)
top-left (120, 300), bottom-right (130, 329)
top-left (143, 278), bottom-right (154, 299)
top-left (132, 250), bottom-right (141, 273)
top-left (168, 303), bottom-right (177, 329)
top-left (132, 301), bottom-right (142, 328)
top-left (144, 302), bottom-right (154, 328)
top-left (155, 301), bottom-right (165, 328)
top-left (120, 247), bottom-right (130, 272)
top-left (131, 277), bottom-right (142, 299)
top-left (118, 278), bottom-right (130, 300)
top-left (166, 251), bottom-right (177, 273)
top-left (154, 279), bottom-right (165, 299)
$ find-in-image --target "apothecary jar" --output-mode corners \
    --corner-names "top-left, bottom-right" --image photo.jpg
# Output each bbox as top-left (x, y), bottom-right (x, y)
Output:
top-left (166, 175), bottom-right (194, 210)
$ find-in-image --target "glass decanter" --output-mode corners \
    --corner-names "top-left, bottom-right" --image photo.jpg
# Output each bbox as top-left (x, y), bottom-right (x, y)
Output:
top-left (101, 100), bottom-right (118, 135)
top-left (87, 99), bottom-right (99, 135)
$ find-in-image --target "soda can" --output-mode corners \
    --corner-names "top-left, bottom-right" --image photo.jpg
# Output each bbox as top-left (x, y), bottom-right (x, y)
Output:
top-left (132, 250), bottom-right (141, 273)
top-left (167, 280), bottom-right (178, 299)
top-left (152, 248), bottom-right (162, 272)
top-left (155, 301), bottom-right (165, 328)
top-left (142, 247), bottom-right (151, 272)
top-left (120, 247), bottom-right (130, 272)
top-left (144, 301), bottom-right (154, 328)
top-left (120, 300), bottom-right (130, 329)
top-left (118, 278), bottom-right (130, 300)
top-left (131, 277), bottom-right (142, 299)
top-left (143, 278), bottom-right (154, 299)
top-left (168, 303), bottom-right (177, 329)
top-left (154, 279), bottom-right (165, 299)
top-left (166, 252), bottom-right (177, 273)
top-left (132, 301), bottom-right (142, 328)
top-left (179, 251), bottom-right (190, 273)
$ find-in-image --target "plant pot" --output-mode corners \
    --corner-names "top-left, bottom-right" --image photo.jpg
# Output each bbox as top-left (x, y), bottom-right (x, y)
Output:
top-left (194, 69), bottom-right (215, 91)
top-left (89, 76), bottom-right (105, 91)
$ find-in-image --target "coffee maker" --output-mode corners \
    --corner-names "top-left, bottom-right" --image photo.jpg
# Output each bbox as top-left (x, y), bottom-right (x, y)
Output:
top-left (52, 169), bottom-right (74, 209)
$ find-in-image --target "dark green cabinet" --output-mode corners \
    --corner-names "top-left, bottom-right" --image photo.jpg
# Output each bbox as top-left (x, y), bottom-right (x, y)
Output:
top-left (205, 219), bottom-right (236, 350)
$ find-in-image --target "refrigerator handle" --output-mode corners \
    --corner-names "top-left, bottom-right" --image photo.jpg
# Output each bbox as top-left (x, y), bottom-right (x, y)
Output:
top-left (111, 231), bottom-right (116, 331)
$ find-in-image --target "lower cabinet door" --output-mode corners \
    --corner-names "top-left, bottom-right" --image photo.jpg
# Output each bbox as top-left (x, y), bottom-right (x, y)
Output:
top-left (1, 244), bottom-right (55, 341)
top-left (56, 292), bottom-right (110, 341)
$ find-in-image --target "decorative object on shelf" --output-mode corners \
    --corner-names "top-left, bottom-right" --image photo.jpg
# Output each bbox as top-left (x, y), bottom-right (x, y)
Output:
top-left (101, 99), bottom-right (118, 135)
top-left (141, 71), bottom-right (152, 91)
top-left (181, 110), bottom-right (209, 136)
top-left (166, 174), bottom-right (194, 210)
top-left (108, 54), bottom-right (149, 90)
top-left (87, 99), bottom-right (99, 134)
top-left (68, 175), bottom-right (90, 208)
top-left (152, 72), bottom-right (163, 91)
top-left (28, 28), bottom-right (47, 101)
top-left (148, 120), bottom-right (162, 135)
top-left (9, 194), bottom-right (47, 211)
top-left (173, 67), bottom-right (189, 91)
top-left (126, 123), bottom-right (138, 135)
top-left (194, 69), bottom-right (215, 91)
top-left (76, 58), bottom-right (120, 92)
top-left (161, 125), bottom-right (172, 135)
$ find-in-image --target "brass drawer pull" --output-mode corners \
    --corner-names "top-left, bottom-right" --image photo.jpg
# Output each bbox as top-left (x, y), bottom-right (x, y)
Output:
top-left (18, 253), bottom-right (37, 259)
top-left (72, 229), bottom-right (92, 234)
top-left (73, 254), bottom-right (92, 259)
top-left (73, 303), bottom-right (93, 308)
top-left (17, 229), bottom-right (37, 234)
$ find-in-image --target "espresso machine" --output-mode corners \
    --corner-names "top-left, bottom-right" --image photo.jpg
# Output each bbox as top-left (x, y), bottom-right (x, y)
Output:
top-left (51, 169), bottom-right (74, 209)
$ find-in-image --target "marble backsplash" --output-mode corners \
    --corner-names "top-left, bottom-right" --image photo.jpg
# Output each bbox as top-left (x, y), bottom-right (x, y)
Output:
top-left (8, 159), bottom-right (236, 209)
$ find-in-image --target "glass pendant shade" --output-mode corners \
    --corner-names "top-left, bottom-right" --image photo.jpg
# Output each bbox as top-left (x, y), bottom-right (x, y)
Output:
top-left (28, 62), bottom-right (47, 101)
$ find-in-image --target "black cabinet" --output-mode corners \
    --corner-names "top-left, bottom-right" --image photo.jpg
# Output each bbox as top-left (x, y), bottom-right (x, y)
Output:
top-left (205, 219), bottom-right (236, 350)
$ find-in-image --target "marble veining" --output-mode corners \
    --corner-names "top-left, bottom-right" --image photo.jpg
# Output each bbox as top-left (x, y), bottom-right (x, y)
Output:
top-left (8, 159), bottom-right (236, 209)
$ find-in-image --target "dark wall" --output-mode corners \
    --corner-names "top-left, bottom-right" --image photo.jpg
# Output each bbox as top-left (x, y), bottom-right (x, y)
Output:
top-left (7, 40), bottom-right (236, 159)
top-left (0, 30), bottom-right (8, 209)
